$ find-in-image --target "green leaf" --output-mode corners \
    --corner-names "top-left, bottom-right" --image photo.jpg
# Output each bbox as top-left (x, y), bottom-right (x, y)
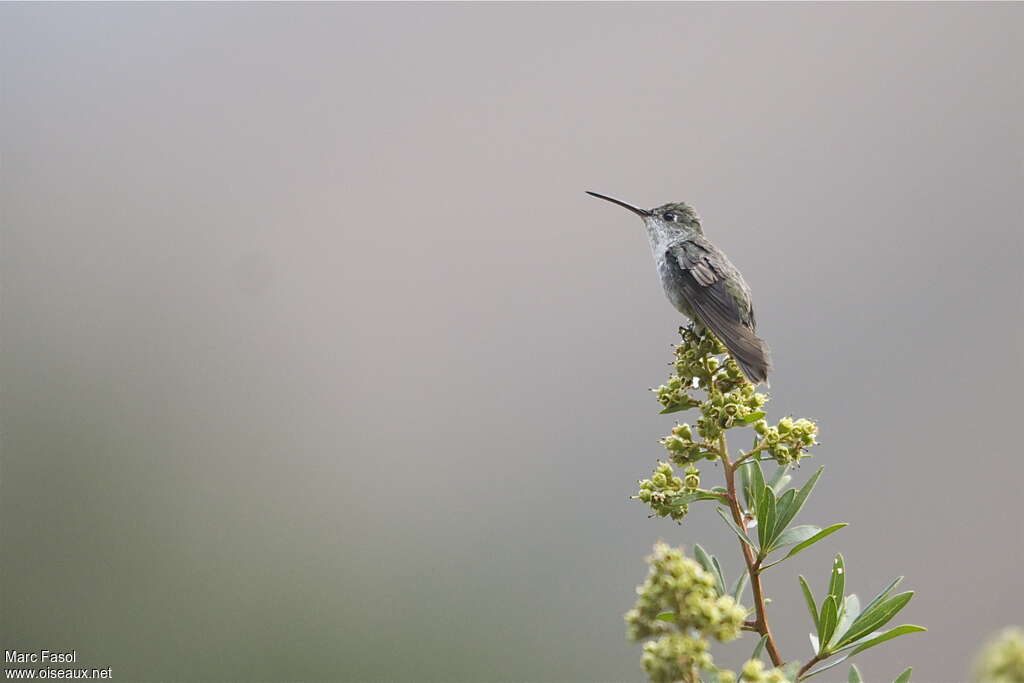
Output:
top-left (761, 524), bottom-right (848, 569)
top-left (848, 625), bottom-right (926, 656)
top-left (772, 466), bottom-right (824, 536)
top-left (848, 664), bottom-right (863, 683)
top-left (893, 667), bottom-right (913, 683)
top-left (799, 575), bottom-right (819, 631)
top-left (750, 459), bottom-right (766, 507)
top-left (740, 410), bottom-right (766, 425)
top-left (738, 461), bottom-right (753, 510)
top-left (693, 544), bottom-right (715, 573)
top-left (859, 576), bottom-right (904, 617)
top-left (655, 611), bottom-right (675, 622)
top-left (751, 634), bottom-right (768, 661)
top-left (829, 594), bottom-right (861, 649)
top-left (659, 404), bottom-right (690, 414)
top-left (716, 507), bottom-right (756, 551)
top-left (818, 596), bottom-right (839, 650)
top-left (773, 489), bottom-right (798, 530)
top-left (693, 545), bottom-right (727, 597)
top-left (802, 655), bottom-right (850, 680)
top-left (841, 592), bottom-right (915, 646)
top-left (731, 569), bottom-right (749, 602)
top-left (770, 524), bottom-right (821, 550)
top-left (828, 554), bottom-right (846, 604)
top-left (667, 491), bottom-right (727, 506)
top-left (757, 486), bottom-right (777, 550)
top-left (768, 464), bottom-right (792, 493)
top-left (711, 556), bottom-right (728, 598)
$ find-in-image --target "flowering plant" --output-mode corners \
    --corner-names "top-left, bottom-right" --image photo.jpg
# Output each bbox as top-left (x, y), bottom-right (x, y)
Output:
top-left (626, 328), bottom-right (925, 682)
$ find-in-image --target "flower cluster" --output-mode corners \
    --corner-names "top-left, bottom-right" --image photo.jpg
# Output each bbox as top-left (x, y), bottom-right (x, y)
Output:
top-left (733, 658), bottom-right (791, 683)
top-left (626, 543), bottom-right (747, 681)
top-left (975, 627), bottom-right (1024, 683)
top-left (636, 462), bottom-right (700, 521)
top-left (651, 327), bottom-right (819, 480)
top-left (694, 383), bottom-right (768, 442)
top-left (752, 416), bottom-right (819, 466)
top-left (654, 328), bottom-right (728, 412)
top-left (640, 633), bottom-right (712, 683)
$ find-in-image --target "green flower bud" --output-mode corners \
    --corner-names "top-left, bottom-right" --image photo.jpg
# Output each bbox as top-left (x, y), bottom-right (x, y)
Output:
top-left (777, 417), bottom-right (794, 435)
top-left (672, 423), bottom-right (693, 440)
top-left (753, 419), bottom-right (769, 435)
top-left (652, 473), bottom-right (667, 488)
top-left (741, 659), bottom-right (765, 681)
top-left (683, 466), bottom-right (700, 490)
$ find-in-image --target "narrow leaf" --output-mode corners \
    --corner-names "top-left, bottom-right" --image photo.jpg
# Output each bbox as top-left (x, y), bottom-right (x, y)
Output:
top-left (655, 611), bottom-right (675, 622)
top-left (842, 592), bottom-right (915, 646)
top-left (893, 667), bottom-right (913, 683)
top-left (773, 489), bottom-right (798, 530)
top-left (829, 594), bottom-right (861, 648)
top-left (668, 491), bottom-right (728, 506)
top-left (750, 459), bottom-right (766, 505)
top-left (799, 575), bottom-right (819, 631)
top-left (819, 596), bottom-right (839, 650)
top-left (770, 524), bottom-right (821, 550)
top-left (716, 507), bottom-right (756, 551)
top-left (767, 464), bottom-right (788, 488)
top-left (773, 465), bottom-right (824, 535)
top-left (762, 524), bottom-right (847, 570)
top-left (860, 576), bottom-right (904, 617)
top-left (803, 655), bottom-right (850, 680)
top-left (757, 486), bottom-right (777, 550)
top-left (659, 404), bottom-right (690, 414)
top-left (848, 625), bottom-right (926, 656)
top-left (693, 544), bottom-right (715, 574)
top-left (738, 460), bottom-right (753, 510)
top-left (769, 465), bottom-right (792, 494)
top-left (751, 634), bottom-right (768, 661)
top-left (848, 664), bottom-right (863, 683)
top-left (828, 554), bottom-right (846, 604)
top-left (731, 569), bottom-right (749, 602)
top-left (711, 556), bottom-right (728, 598)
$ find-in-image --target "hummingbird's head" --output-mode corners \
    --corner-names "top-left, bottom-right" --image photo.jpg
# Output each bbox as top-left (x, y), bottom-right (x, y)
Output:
top-left (586, 192), bottom-right (703, 237)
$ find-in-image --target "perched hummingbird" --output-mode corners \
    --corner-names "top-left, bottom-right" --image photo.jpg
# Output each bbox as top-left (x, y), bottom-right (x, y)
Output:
top-left (587, 191), bottom-right (771, 384)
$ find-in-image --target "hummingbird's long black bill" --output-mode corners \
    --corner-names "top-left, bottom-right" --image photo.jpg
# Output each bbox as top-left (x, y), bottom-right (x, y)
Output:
top-left (586, 191), bottom-right (650, 217)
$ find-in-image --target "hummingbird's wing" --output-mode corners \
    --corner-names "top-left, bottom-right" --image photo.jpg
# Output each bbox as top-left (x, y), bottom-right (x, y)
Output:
top-left (665, 240), bottom-right (771, 384)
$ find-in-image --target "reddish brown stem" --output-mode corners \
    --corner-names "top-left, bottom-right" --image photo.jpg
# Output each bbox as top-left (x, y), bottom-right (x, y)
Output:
top-left (720, 436), bottom-right (785, 668)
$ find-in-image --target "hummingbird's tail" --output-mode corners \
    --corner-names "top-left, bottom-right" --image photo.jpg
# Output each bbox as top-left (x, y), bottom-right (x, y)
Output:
top-left (730, 336), bottom-right (772, 387)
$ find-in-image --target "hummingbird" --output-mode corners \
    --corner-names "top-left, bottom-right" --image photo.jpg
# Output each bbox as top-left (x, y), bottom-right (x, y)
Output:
top-left (586, 191), bottom-right (771, 384)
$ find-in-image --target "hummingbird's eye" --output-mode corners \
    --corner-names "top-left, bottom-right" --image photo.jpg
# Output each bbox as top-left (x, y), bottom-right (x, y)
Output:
top-left (662, 212), bottom-right (677, 222)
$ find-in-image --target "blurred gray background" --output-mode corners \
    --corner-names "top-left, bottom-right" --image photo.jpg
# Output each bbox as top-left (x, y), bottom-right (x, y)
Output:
top-left (2, 3), bottom-right (1022, 682)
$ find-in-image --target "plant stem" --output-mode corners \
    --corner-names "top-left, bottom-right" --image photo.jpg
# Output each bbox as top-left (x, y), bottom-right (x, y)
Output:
top-left (719, 433), bottom-right (785, 668)
top-left (797, 655), bottom-right (822, 679)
